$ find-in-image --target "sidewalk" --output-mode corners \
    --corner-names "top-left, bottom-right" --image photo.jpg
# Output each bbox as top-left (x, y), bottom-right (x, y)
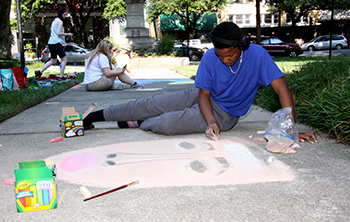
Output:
top-left (1, 67), bottom-right (350, 221)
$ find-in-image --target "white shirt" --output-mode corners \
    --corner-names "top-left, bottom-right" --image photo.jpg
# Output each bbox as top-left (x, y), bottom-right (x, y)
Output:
top-left (48, 18), bottom-right (65, 45)
top-left (83, 54), bottom-right (110, 84)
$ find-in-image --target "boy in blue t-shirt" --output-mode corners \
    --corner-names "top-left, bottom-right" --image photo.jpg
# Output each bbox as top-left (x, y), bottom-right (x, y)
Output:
top-left (83, 22), bottom-right (317, 144)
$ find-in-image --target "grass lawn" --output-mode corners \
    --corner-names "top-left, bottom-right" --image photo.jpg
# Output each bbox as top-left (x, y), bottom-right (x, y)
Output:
top-left (0, 61), bottom-right (84, 123)
top-left (24, 61), bottom-right (85, 78)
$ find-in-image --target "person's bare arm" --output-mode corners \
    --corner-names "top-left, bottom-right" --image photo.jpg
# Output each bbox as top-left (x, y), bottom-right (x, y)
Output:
top-left (56, 19), bottom-right (73, 37)
top-left (198, 88), bottom-right (220, 141)
top-left (271, 77), bottom-right (317, 143)
top-left (102, 67), bottom-right (125, 78)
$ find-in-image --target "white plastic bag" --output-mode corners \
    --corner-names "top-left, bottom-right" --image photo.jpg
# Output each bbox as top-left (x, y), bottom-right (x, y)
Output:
top-left (263, 107), bottom-right (299, 154)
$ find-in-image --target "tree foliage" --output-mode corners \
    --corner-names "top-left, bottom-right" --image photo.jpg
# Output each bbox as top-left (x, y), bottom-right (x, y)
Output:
top-left (146, 0), bottom-right (228, 38)
top-left (19, 0), bottom-right (55, 21)
top-left (102, 0), bottom-right (126, 21)
top-left (12, 0), bottom-right (126, 47)
top-left (266, 0), bottom-right (350, 42)
top-left (65, 0), bottom-right (108, 46)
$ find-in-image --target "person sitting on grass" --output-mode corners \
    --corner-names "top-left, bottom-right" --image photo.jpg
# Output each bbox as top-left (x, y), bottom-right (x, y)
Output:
top-left (83, 40), bottom-right (143, 91)
top-left (83, 22), bottom-right (317, 143)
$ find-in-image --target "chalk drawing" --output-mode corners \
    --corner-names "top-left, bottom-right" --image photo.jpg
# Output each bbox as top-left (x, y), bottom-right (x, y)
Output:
top-left (47, 138), bottom-right (294, 188)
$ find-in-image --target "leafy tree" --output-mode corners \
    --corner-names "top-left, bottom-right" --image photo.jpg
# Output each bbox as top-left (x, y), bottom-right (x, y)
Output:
top-left (0, 0), bottom-right (12, 59)
top-left (146, 0), bottom-right (228, 38)
top-left (19, 0), bottom-right (55, 21)
top-left (65, 0), bottom-right (108, 47)
top-left (266, 0), bottom-right (350, 42)
top-left (103, 0), bottom-right (126, 21)
top-left (13, 0), bottom-right (126, 47)
top-left (2, 0), bottom-right (126, 60)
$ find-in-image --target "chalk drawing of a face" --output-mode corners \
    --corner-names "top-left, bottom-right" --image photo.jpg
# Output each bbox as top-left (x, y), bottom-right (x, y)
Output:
top-left (47, 138), bottom-right (294, 188)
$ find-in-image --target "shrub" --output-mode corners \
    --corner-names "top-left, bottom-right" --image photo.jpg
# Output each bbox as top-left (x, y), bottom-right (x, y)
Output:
top-left (25, 43), bottom-right (33, 50)
top-left (254, 56), bottom-right (350, 144)
top-left (158, 34), bottom-right (175, 55)
top-left (0, 59), bottom-right (21, 69)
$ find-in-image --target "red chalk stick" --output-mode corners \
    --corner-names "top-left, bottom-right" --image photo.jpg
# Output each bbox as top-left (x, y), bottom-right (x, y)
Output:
top-left (4, 179), bottom-right (15, 185)
top-left (51, 137), bottom-right (63, 143)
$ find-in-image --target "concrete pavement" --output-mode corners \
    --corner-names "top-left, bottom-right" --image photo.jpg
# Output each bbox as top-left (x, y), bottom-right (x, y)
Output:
top-left (1, 67), bottom-right (350, 221)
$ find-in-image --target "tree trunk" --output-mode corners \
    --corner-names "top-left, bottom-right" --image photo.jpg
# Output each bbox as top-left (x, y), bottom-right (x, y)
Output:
top-left (93, 17), bottom-right (110, 48)
top-left (193, 16), bottom-right (198, 39)
top-left (0, 0), bottom-right (12, 59)
top-left (256, 0), bottom-right (261, 44)
top-left (291, 19), bottom-right (296, 43)
top-left (34, 17), bottom-right (48, 57)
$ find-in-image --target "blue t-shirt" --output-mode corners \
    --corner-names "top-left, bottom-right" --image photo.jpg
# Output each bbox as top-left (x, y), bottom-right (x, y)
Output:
top-left (194, 44), bottom-right (284, 117)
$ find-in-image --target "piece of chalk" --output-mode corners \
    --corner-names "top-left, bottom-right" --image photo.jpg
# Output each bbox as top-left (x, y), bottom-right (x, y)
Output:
top-left (267, 156), bottom-right (274, 163)
top-left (80, 187), bottom-right (92, 198)
top-left (254, 137), bottom-right (268, 142)
top-left (51, 136), bottom-right (63, 143)
top-left (4, 179), bottom-right (16, 185)
top-left (257, 130), bottom-right (266, 134)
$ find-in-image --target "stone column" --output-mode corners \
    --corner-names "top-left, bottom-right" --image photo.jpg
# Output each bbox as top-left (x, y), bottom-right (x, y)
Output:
top-left (118, 0), bottom-right (154, 52)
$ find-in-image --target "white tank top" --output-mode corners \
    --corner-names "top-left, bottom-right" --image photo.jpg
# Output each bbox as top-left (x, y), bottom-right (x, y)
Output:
top-left (48, 18), bottom-right (65, 45)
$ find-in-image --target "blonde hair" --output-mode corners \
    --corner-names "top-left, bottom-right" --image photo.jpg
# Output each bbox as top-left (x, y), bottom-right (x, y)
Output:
top-left (86, 40), bottom-right (114, 69)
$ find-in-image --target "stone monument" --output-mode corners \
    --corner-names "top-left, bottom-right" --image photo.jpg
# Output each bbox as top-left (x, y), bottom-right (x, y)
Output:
top-left (118, 0), bottom-right (154, 52)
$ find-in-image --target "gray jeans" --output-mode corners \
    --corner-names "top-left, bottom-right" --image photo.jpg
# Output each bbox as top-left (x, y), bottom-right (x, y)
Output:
top-left (103, 87), bottom-right (238, 135)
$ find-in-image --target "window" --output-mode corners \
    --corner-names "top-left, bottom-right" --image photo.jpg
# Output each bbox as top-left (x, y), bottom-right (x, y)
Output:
top-left (245, 15), bottom-right (250, 24)
top-left (333, 35), bottom-right (344, 40)
top-left (270, 38), bottom-right (283, 44)
top-left (273, 14), bottom-right (279, 24)
top-left (263, 14), bottom-right (279, 25)
top-left (227, 15), bottom-right (250, 25)
top-left (65, 45), bottom-right (73, 52)
top-left (236, 15), bottom-right (243, 24)
top-left (316, 37), bottom-right (325, 42)
top-left (265, 14), bottom-right (272, 24)
top-left (260, 39), bottom-right (269, 45)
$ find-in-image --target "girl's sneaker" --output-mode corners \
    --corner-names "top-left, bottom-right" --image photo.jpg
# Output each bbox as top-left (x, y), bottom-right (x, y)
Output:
top-left (117, 120), bottom-right (143, 128)
top-left (35, 70), bottom-right (42, 79)
top-left (130, 82), bottom-right (144, 89)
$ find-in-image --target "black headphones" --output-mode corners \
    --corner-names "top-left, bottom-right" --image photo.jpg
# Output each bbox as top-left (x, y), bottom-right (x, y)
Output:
top-left (210, 32), bottom-right (250, 50)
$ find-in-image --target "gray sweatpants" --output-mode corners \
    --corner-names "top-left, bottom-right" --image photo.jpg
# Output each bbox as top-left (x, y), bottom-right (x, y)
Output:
top-left (103, 86), bottom-right (238, 135)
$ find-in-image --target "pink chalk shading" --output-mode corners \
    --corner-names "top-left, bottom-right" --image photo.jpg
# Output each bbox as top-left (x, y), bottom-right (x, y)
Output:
top-left (59, 152), bottom-right (99, 172)
top-left (48, 138), bottom-right (294, 188)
